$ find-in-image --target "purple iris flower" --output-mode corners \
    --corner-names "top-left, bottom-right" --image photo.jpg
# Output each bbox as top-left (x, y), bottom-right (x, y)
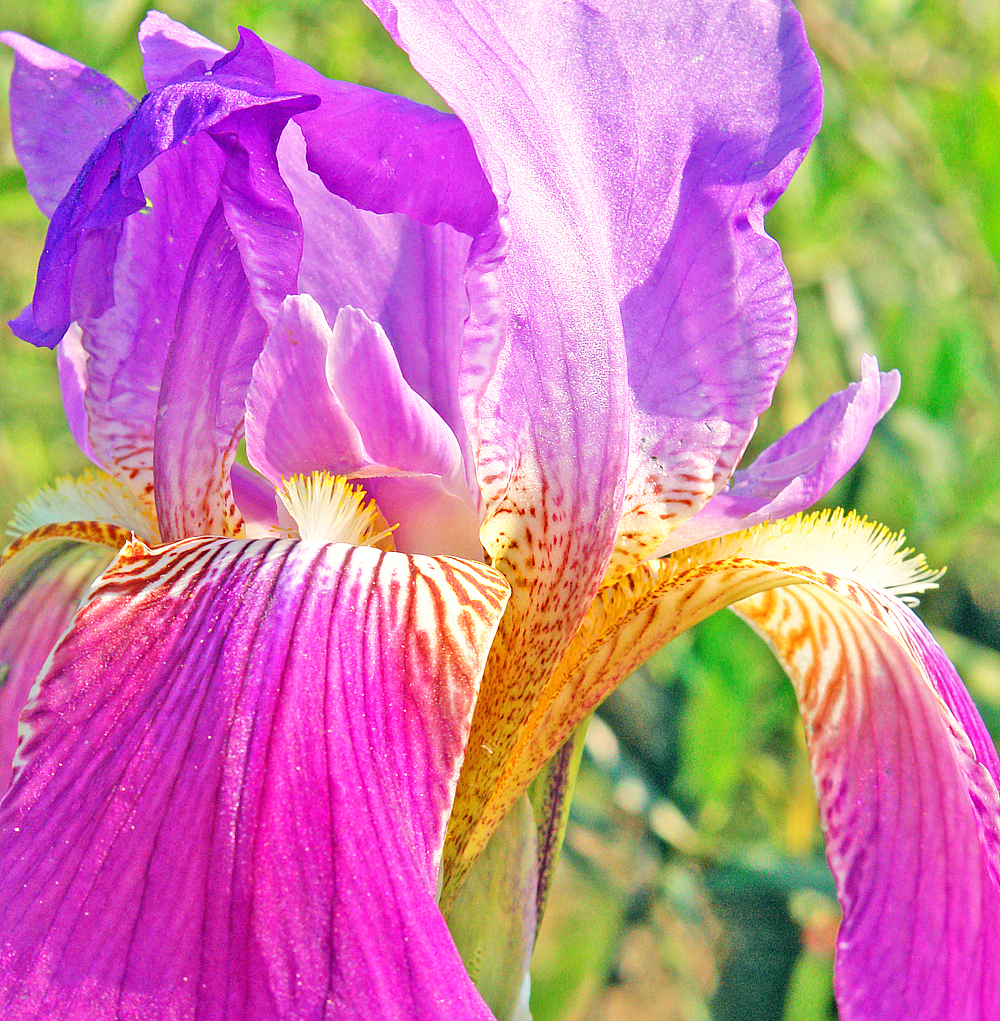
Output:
top-left (0, 3), bottom-right (997, 1021)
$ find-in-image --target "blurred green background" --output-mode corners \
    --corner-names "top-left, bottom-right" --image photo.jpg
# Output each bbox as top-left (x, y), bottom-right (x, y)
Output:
top-left (1, 0), bottom-right (999, 1017)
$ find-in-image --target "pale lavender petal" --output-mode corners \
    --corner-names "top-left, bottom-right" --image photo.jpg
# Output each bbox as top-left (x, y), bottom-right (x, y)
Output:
top-left (0, 540), bottom-right (112, 788)
top-left (246, 296), bottom-right (481, 556)
top-left (736, 583), bottom-right (1000, 1020)
top-left (137, 10), bottom-right (226, 89)
top-left (245, 295), bottom-right (367, 479)
top-left (326, 306), bottom-right (468, 493)
top-left (276, 123), bottom-right (477, 469)
top-left (660, 356), bottom-right (901, 553)
top-left (0, 535), bottom-right (509, 1018)
top-left (0, 33), bottom-right (135, 217)
top-left (152, 202), bottom-right (267, 541)
top-left (368, 0), bottom-right (823, 569)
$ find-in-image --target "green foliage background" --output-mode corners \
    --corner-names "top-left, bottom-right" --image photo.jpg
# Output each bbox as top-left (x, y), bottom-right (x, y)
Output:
top-left (1, 1), bottom-right (999, 1018)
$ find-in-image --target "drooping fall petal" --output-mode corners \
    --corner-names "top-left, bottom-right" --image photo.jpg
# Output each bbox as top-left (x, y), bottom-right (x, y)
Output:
top-left (0, 540), bottom-right (114, 788)
top-left (0, 536), bottom-right (509, 1020)
top-left (736, 584), bottom-right (1000, 1021)
top-left (440, 506), bottom-right (999, 998)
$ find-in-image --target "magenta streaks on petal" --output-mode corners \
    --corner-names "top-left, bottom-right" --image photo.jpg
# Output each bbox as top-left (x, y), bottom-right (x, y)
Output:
top-left (660, 357), bottom-right (901, 552)
top-left (0, 541), bottom-right (112, 789)
top-left (0, 536), bottom-right (508, 1019)
top-left (0, 33), bottom-right (135, 218)
top-left (736, 585), bottom-right (1000, 1021)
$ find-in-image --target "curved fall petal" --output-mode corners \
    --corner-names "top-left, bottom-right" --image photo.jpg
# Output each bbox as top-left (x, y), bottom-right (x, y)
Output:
top-left (660, 355), bottom-right (901, 553)
top-left (735, 585), bottom-right (1000, 1021)
top-left (0, 535), bottom-right (509, 1020)
top-left (0, 33), bottom-right (135, 218)
top-left (0, 540), bottom-right (115, 789)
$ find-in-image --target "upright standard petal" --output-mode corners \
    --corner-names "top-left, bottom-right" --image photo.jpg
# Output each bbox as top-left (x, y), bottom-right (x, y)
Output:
top-left (0, 33), bottom-right (135, 217)
top-left (661, 356), bottom-right (901, 552)
top-left (0, 536), bottom-right (509, 1019)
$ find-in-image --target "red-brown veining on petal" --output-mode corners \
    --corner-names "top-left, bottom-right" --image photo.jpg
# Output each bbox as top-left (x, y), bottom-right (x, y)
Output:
top-left (2, 521), bottom-right (133, 566)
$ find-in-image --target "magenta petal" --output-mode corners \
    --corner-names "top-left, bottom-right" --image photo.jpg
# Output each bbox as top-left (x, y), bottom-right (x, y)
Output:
top-left (736, 585), bottom-right (1000, 1020)
top-left (660, 356), bottom-right (901, 552)
top-left (0, 540), bottom-right (113, 788)
top-left (0, 536), bottom-right (509, 1019)
top-left (0, 33), bottom-right (135, 218)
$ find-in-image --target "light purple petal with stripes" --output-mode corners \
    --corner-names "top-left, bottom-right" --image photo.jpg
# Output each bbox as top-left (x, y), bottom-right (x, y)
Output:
top-left (0, 535), bottom-right (509, 1019)
top-left (660, 356), bottom-right (901, 553)
top-left (366, 0), bottom-right (823, 577)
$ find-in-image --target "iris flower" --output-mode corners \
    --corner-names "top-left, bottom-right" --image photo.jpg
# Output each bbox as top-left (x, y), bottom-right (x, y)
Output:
top-left (1, 2), bottom-right (998, 1020)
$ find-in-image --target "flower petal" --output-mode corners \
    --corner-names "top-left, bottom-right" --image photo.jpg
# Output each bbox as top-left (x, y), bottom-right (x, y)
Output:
top-left (369, 0), bottom-right (822, 566)
top-left (0, 536), bottom-right (509, 1019)
top-left (660, 356), bottom-right (901, 552)
top-left (0, 33), bottom-right (135, 218)
top-left (10, 44), bottom-right (316, 350)
top-left (246, 296), bottom-right (482, 556)
top-left (137, 11), bottom-right (226, 90)
top-left (735, 584), bottom-right (1000, 1020)
top-left (0, 540), bottom-right (113, 788)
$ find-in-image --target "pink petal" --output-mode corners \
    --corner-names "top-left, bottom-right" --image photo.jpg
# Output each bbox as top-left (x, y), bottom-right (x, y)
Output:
top-left (736, 584), bottom-right (1000, 1020)
top-left (0, 536), bottom-right (509, 1019)
top-left (0, 540), bottom-right (113, 788)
